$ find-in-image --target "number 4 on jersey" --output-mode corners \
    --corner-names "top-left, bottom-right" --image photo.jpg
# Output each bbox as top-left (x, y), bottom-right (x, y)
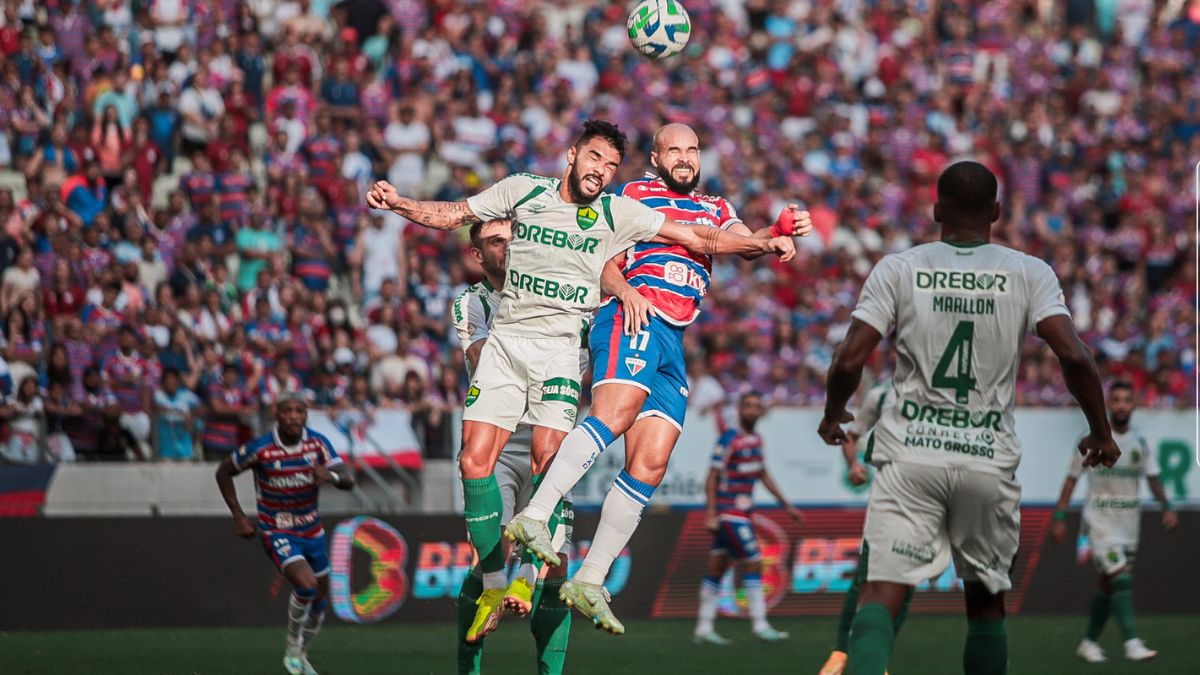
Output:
top-left (932, 320), bottom-right (976, 404)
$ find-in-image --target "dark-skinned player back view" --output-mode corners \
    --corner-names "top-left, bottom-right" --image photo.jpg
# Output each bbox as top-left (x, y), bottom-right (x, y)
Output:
top-left (817, 161), bottom-right (1120, 675)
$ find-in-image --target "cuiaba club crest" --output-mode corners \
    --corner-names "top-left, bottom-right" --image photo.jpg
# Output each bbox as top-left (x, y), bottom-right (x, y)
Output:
top-left (576, 206), bottom-right (599, 230)
top-left (1131, 450), bottom-right (1141, 463)
top-left (464, 385), bottom-right (481, 407)
top-left (625, 357), bottom-right (647, 376)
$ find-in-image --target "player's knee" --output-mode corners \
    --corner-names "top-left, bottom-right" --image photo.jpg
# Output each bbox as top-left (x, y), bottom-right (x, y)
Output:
top-left (590, 390), bottom-right (643, 434)
top-left (458, 449), bottom-right (494, 479)
top-left (293, 581), bottom-right (318, 601)
top-left (625, 454), bottom-right (669, 486)
top-left (963, 582), bottom-right (1005, 621)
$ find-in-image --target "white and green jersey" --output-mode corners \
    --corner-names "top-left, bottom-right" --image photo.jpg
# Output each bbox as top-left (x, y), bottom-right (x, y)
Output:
top-left (851, 378), bottom-right (893, 454)
top-left (1068, 428), bottom-right (1156, 545)
top-left (451, 278), bottom-right (500, 380)
top-left (466, 173), bottom-right (666, 340)
top-left (852, 241), bottom-right (1070, 474)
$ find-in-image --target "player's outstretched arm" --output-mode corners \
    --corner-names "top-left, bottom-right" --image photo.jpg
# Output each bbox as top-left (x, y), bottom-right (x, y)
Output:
top-left (601, 254), bottom-right (656, 335)
top-left (1037, 315), bottom-right (1117, 467)
top-left (726, 204), bottom-right (814, 260)
top-left (1146, 475), bottom-right (1178, 530)
top-left (819, 319), bottom-right (883, 445)
top-left (366, 180), bottom-right (481, 231)
top-left (657, 219), bottom-right (795, 261)
top-left (214, 457), bottom-right (256, 538)
top-left (761, 470), bottom-right (803, 523)
top-left (1050, 474), bottom-right (1078, 543)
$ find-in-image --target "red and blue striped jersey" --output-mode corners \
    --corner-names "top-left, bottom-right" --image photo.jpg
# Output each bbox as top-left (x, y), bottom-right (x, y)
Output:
top-left (711, 427), bottom-right (764, 521)
top-left (231, 427), bottom-right (343, 538)
top-left (614, 175), bottom-right (742, 326)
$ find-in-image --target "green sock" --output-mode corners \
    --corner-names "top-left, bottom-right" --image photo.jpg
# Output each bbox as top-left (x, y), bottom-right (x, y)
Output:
top-left (834, 550), bottom-right (869, 652)
top-left (463, 476), bottom-right (506, 573)
top-left (963, 618), bottom-right (1007, 675)
top-left (1109, 574), bottom-right (1138, 640)
top-left (847, 602), bottom-right (894, 675)
top-left (894, 586), bottom-right (915, 635)
top-left (530, 576), bottom-right (571, 675)
top-left (1085, 590), bottom-right (1111, 641)
top-left (455, 567), bottom-right (485, 674)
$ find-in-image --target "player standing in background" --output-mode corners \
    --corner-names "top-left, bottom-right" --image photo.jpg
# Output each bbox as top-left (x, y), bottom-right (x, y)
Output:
top-left (820, 374), bottom-right (913, 675)
top-left (818, 161), bottom-right (1119, 675)
top-left (1051, 380), bottom-right (1177, 664)
top-left (694, 392), bottom-right (801, 644)
top-left (368, 119), bottom-right (796, 642)
top-left (451, 218), bottom-right (574, 674)
top-left (507, 123), bottom-right (812, 635)
top-left (214, 393), bottom-right (355, 675)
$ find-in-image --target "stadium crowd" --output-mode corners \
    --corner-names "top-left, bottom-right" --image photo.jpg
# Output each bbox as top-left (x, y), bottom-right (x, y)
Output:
top-left (0, 0), bottom-right (1194, 463)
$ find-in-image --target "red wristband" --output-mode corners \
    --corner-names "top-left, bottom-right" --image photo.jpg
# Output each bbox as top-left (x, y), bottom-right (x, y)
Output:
top-left (771, 208), bottom-right (795, 237)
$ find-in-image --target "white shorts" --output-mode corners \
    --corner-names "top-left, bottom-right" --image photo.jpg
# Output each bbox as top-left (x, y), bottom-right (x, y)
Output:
top-left (863, 461), bottom-right (1020, 594)
top-left (463, 331), bottom-right (583, 433)
top-left (1088, 537), bottom-right (1137, 576)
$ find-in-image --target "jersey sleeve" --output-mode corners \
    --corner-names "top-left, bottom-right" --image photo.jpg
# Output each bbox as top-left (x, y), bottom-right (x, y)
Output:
top-left (1024, 257), bottom-right (1070, 334)
top-left (854, 385), bottom-right (887, 435)
top-left (718, 198), bottom-right (743, 230)
top-left (710, 429), bottom-right (737, 470)
top-left (1066, 438), bottom-right (1086, 479)
top-left (451, 288), bottom-right (489, 354)
top-left (1141, 436), bottom-right (1159, 477)
top-left (606, 194), bottom-right (666, 255)
top-left (851, 255), bottom-right (902, 336)
top-left (315, 432), bottom-right (344, 467)
top-left (230, 442), bottom-right (260, 473)
top-left (465, 174), bottom-right (535, 221)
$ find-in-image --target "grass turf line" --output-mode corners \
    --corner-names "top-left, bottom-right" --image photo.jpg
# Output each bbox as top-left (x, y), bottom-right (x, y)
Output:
top-left (2, 615), bottom-right (1198, 674)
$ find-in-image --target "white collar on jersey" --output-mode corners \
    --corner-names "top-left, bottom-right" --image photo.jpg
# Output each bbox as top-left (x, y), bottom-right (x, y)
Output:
top-left (272, 426), bottom-right (309, 453)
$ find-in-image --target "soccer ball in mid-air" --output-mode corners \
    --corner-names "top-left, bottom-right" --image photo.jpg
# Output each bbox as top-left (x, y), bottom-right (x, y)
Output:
top-left (627, 0), bottom-right (691, 59)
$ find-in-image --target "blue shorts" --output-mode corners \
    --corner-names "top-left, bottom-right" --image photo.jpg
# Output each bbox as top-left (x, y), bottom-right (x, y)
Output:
top-left (590, 301), bottom-right (689, 430)
top-left (711, 517), bottom-right (761, 561)
top-left (260, 530), bottom-right (331, 577)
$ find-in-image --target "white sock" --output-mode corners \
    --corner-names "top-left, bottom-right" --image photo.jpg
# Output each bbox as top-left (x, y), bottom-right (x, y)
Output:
top-left (287, 592), bottom-right (312, 650)
top-left (482, 570), bottom-right (508, 590)
top-left (575, 471), bottom-right (653, 586)
top-left (301, 604), bottom-right (325, 654)
top-left (745, 577), bottom-right (769, 632)
top-left (523, 418), bottom-right (614, 522)
top-left (517, 561), bottom-right (539, 586)
top-left (696, 575), bottom-right (721, 635)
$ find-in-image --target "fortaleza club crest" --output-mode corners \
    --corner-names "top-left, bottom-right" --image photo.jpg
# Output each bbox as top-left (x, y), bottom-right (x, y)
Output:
top-left (625, 357), bottom-right (647, 376)
top-left (576, 206), bottom-right (599, 230)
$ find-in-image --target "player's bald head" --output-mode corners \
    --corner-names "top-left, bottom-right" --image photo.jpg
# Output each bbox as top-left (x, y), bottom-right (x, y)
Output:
top-left (652, 123), bottom-right (699, 155)
top-left (934, 161), bottom-right (1000, 229)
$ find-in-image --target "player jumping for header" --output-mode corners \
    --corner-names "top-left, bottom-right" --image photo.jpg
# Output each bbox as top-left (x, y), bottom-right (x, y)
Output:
top-left (694, 391), bottom-right (802, 644)
top-left (506, 122), bottom-right (812, 635)
top-left (1051, 380), bottom-right (1177, 664)
top-left (818, 161), bottom-right (1119, 675)
top-left (367, 119), bottom-right (797, 642)
top-left (452, 218), bottom-right (576, 674)
top-left (215, 393), bottom-right (355, 675)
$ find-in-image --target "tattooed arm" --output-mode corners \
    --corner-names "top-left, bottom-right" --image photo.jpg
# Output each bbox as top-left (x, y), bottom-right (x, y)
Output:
top-left (366, 180), bottom-right (481, 231)
top-left (656, 219), bottom-right (796, 261)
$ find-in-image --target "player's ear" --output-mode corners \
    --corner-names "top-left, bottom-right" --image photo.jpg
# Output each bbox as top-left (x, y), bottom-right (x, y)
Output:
top-left (989, 201), bottom-right (1001, 224)
top-left (566, 144), bottom-right (577, 166)
top-left (932, 202), bottom-right (942, 224)
top-left (470, 247), bottom-right (483, 265)
top-left (649, 150), bottom-right (660, 170)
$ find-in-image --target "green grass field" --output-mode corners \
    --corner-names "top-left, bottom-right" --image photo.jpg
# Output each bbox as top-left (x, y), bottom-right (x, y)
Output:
top-left (3, 615), bottom-right (1197, 674)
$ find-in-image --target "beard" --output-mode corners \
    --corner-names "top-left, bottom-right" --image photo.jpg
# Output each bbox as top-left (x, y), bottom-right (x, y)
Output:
top-left (566, 167), bottom-right (604, 203)
top-left (1110, 412), bottom-right (1132, 428)
top-left (658, 161), bottom-right (700, 195)
top-left (482, 256), bottom-right (506, 280)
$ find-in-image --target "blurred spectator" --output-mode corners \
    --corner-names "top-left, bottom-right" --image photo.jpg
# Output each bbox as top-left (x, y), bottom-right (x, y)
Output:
top-left (154, 367), bottom-right (201, 461)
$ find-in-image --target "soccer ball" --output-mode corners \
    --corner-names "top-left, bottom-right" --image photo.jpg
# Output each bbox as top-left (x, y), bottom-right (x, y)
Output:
top-left (627, 0), bottom-right (691, 60)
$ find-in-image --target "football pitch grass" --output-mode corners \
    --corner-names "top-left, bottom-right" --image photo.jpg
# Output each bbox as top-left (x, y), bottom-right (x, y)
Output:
top-left (4, 615), bottom-right (1197, 674)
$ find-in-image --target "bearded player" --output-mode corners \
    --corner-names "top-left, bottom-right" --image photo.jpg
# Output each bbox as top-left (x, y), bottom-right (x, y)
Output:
top-left (215, 393), bottom-right (355, 675)
top-left (506, 123), bottom-right (813, 634)
top-left (452, 218), bottom-right (575, 674)
top-left (1051, 380), bottom-right (1176, 664)
top-left (368, 119), bottom-right (796, 642)
top-left (818, 161), bottom-right (1118, 675)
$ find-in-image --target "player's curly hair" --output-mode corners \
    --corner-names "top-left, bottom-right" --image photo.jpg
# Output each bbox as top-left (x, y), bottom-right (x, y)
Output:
top-left (574, 119), bottom-right (628, 158)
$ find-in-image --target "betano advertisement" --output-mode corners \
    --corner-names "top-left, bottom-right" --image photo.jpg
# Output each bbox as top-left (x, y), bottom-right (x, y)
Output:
top-left (567, 409), bottom-right (1200, 507)
top-left (3, 509), bottom-right (1197, 631)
